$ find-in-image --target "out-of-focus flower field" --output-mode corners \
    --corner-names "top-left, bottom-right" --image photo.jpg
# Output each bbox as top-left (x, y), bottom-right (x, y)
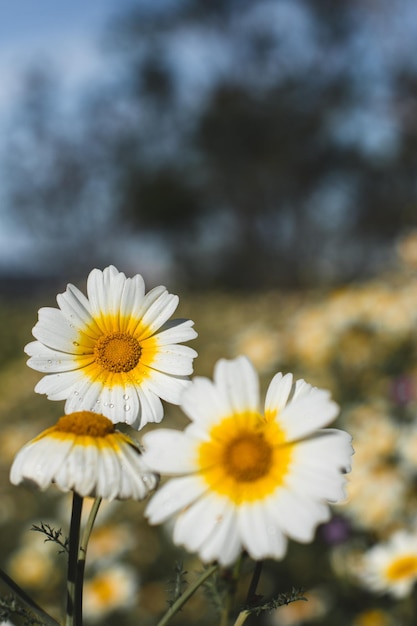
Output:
top-left (3, 239), bottom-right (417, 625)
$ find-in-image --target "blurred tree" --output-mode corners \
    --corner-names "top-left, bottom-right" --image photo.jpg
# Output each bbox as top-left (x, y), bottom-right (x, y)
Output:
top-left (4, 66), bottom-right (117, 275)
top-left (3, 0), bottom-right (417, 287)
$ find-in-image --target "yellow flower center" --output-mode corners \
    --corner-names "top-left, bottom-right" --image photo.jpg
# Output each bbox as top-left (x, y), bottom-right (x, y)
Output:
top-left (198, 412), bottom-right (293, 504)
top-left (94, 332), bottom-right (142, 373)
top-left (54, 411), bottom-right (115, 437)
top-left (224, 433), bottom-right (273, 482)
top-left (385, 555), bottom-right (417, 581)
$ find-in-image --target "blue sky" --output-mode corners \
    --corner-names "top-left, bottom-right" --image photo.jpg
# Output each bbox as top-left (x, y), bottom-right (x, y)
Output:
top-left (0, 1), bottom-right (135, 44)
top-left (0, 1), bottom-right (137, 113)
top-left (0, 1), bottom-right (139, 270)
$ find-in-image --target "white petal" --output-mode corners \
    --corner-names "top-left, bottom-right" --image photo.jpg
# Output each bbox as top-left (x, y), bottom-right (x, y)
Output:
top-left (114, 381), bottom-right (141, 425)
top-left (11, 438), bottom-right (71, 489)
top-left (138, 291), bottom-right (179, 337)
top-left (145, 344), bottom-right (197, 375)
top-left (86, 266), bottom-right (125, 322)
top-left (199, 506), bottom-right (242, 565)
top-left (279, 389), bottom-right (339, 440)
top-left (35, 370), bottom-right (86, 400)
top-left (145, 369), bottom-right (191, 404)
top-left (293, 429), bottom-right (353, 474)
top-left (129, 284), bottom-right (167, 324)
top-left (154, 319), bottom-right (198, 345)
top-left (64, 378), bottom-right (103, 414)
top-left (146, 475), bottom-right (207, 523)
top-left (135, 384), bottom-right (164, 428)
top-left (142, 429), bottom-right (198, 474)
top-left (54, 443), bottom-right (85, 494)
top-left (56, 283), bottom-right (96, 332)
top-left (173, 493), bottom-right (232, 557)
top-left (119, 274), bottom-right (146, 320)
top-left (264, 372), bottom-right (293, 414)
top-left (115, 443), bottom-right (158, 500)
top-left (76, 444), bottom-right (100, 495)
top-left (238, 503), bottom-right (287, 560)
top-left (292, 379), bottom-right (313, 400)
top-left (180, 376), bottom-right (231, 426)
top-left (269, 488), bottom-right (330, 542)
top-left (214, 356), bottom-right (260, 414)
top-left (92, 446), bottom-right (122, 499)
top-left (287, 430), bottom-right (353, 502)
top-left (26, 343), bottom-right (90, 373)
top-left (30, 308), bottom-right (81, 352)
top-left (286, 464), bottom-right (348, 503)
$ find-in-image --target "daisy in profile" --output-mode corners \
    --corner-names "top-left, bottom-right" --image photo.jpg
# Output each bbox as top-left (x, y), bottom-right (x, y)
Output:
top-left (359, 530), bottom-right (417, 598)
top-left (10, 411), bottom-right (158, 500)
top-left (143, 356), bottom-right (353, 566)
top-left (25, 266), bottom-right (197, 429)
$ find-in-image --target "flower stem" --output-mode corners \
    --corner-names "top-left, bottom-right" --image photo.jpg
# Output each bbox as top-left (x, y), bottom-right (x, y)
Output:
top-left (232, 610), bottom-right (251, 626)
top-left (0, 567), bottom-right (60, 626)
top-left (74, 497), bottom-right (102, 624)
top-left (156, 563), bottom-right (218, 626)
top-left (66, 493), bottom-right (84, 626)
top-left (230, 561), bottom-right (264, 626)
top-left (219, 557), bottom-right (243, 626)
top-left (245, 560), bottom-right (263, 605)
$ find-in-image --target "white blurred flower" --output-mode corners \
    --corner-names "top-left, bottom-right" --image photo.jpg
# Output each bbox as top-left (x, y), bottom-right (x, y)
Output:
top-left (83, 564), bottom-right (138, 621)
top-left (359, 530), bottom-right (417, 598)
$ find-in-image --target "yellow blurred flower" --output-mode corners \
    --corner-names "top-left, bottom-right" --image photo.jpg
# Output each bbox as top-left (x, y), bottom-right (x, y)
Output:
top-left (352, 608), bottom-right (393, 626)
top-left (83, 564), bottom-right (138, 621)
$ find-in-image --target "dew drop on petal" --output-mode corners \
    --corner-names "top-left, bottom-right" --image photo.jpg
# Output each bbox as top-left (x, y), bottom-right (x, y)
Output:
top-left (124, 405), bottom-right (130, 412)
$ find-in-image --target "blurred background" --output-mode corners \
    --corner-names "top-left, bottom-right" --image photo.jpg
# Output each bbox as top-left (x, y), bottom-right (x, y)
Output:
top-left (3, 1), bottom-right (417, 625)
top-left (1, 0), bottom-right (417, 292)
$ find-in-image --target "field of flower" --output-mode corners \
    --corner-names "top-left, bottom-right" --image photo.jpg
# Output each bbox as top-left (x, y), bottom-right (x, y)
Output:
top-left (2, 248), bottom-right (417, 625)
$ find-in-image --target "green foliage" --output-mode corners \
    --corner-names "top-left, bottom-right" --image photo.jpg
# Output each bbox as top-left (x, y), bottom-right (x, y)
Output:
top-left (243, 587), bottom-right (307, 617)
top-left (31, 523), bottom-right (68, 555)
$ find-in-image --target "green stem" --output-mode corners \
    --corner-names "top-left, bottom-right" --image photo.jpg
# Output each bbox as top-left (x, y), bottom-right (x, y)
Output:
top-left (156, 563), bottom-right (218, 626)
top-left (74, 497), bottom-right (102, 624)
top-left (232, 610), bottom-right (251, 626)
top-left (66, 493), bottom-right (84, 626)
top-left (219, 557), bottom-right (243, 626)
top-left (231, 561), bottom-right (263, 626)
top-left (245, 561), bottom-right (263, 605)
top-left (0, 567), bottom-right (60, 626)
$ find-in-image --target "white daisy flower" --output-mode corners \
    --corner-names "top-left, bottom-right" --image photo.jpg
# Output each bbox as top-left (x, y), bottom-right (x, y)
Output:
top-left (83, 564), bottom-right (139, 621)
top-left (10, 411), bottom-right (159, 501)
top-left (25, 266), bottom-right (198, 429)
top-left (143, 356), bottom-right (353, 566)
top-left (359, 530), bottom-right (417, 598)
